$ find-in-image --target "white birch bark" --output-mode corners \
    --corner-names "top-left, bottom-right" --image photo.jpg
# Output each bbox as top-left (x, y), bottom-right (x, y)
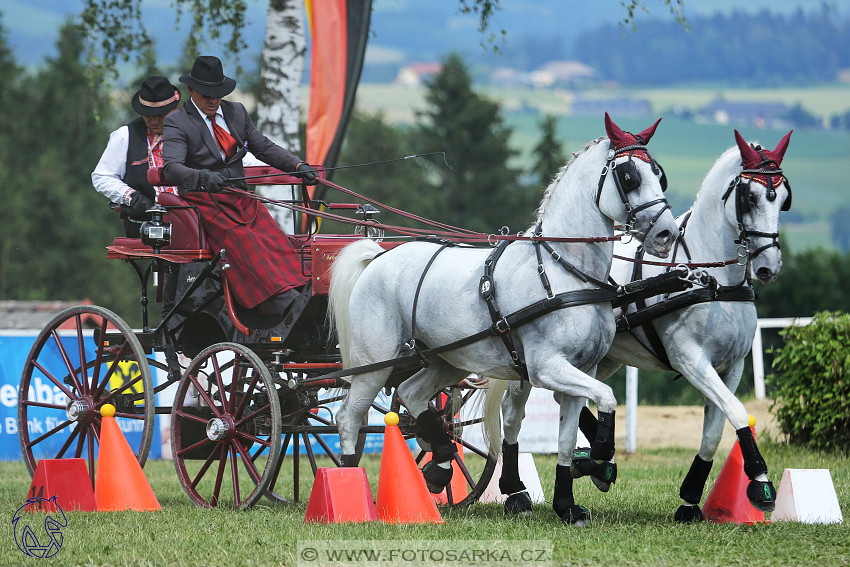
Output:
top-left (255, 0), bottom-right (306, 233)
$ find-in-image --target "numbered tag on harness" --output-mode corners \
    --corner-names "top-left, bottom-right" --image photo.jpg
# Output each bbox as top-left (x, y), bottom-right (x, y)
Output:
top-left (479, 275), bottom-right (494, 300)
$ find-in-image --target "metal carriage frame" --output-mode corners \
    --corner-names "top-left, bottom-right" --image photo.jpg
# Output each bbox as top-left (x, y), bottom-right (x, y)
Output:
top-left (17, 167), bottom-right (498, 511)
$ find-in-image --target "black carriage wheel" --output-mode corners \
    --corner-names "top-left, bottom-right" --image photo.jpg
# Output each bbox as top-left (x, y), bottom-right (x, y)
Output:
top-left (263, 384), bottom-right (367, 504)
top-left (408, 379), bottom-right (497, 509)
top-left (171, 342), bottom-right (281, 510)
top-left (17, 305), bottom-right (155, 487)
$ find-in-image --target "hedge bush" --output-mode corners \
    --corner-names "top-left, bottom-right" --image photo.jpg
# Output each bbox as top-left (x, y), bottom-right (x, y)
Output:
top-left (767, 311), bottom-right (850, 453)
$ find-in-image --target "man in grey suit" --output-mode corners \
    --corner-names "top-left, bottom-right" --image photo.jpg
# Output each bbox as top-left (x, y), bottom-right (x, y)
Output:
top-left (162, 55), bottom-right (319, 312)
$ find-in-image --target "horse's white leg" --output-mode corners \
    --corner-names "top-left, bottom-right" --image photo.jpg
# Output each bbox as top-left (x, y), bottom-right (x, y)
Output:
top-left (498, 381), bottom-right (536, 514)
top-left (395, 359), bottom-right (470, 493)
top-left (551, 392), bottom-right (591, 525)
top-left (674, 354), bottom-right (776, 517)
top-left (337, 369), bottom-right (393, 465)
top-left (530, 356), bottom-right (618, 462)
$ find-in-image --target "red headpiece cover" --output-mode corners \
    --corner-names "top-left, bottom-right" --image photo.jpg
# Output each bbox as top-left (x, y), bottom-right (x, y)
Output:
top-left (604, 112), bottom-right (662, 150)
top-left (734, 129), bottom-right (793, 169)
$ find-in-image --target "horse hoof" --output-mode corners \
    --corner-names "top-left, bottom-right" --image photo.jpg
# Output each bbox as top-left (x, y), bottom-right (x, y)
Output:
top-left (674, 505), bottom-right (704, 523)
top-left (746, 479), bottom-right (776, 512)
top-left (422, 461), bottom-right (453, 494)
top-left (590, 462), bottom-right (617, 492)
top-left (504, 492), bottom-right (533, 516)
top-left (557, 504), bottom-right (591, 526)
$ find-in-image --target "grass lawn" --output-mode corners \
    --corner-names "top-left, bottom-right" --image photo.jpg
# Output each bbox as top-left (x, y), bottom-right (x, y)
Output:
top-left (1, 442), bottom-right (847, 566)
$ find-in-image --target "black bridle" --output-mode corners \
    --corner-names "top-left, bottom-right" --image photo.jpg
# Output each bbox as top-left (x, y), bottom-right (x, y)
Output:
top-left (721, 146), bottom-right (791, 264)
top-left (596, 140), bottom-right (670, 238)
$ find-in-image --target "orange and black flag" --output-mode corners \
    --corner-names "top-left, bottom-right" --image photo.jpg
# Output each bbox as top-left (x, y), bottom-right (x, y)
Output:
top-left (305, 0), bottom-right (372, 211)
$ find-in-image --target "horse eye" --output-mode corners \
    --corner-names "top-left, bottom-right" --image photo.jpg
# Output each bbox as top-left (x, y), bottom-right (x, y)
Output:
top-left (748, 193), bottom-right (758, 209)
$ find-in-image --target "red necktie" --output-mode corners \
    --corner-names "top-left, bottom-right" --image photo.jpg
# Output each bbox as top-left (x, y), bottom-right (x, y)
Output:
top-left (209, 116), bottom-right (237, 160)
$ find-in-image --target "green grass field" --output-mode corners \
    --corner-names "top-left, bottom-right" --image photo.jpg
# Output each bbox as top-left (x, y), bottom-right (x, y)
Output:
top-left (347, 83), bottom-right (850, 251)
top-left (2, 442), bottom-right (847, 566)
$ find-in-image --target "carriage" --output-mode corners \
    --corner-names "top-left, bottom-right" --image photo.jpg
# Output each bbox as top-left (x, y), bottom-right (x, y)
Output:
top-left (17, 115), bottom-right (790, 522)
top-left (16, 165), bottom-right (498, 510)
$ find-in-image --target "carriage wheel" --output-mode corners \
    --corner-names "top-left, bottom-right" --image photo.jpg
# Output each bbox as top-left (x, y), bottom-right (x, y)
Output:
top-left (411, 378), bottom-right (498, 508)
top-left (17, 305), bottom-right (155, 487)
top-left (263, 383), bottom-right (367, 504)
top-left (171, 343), bottom-right (281, 510)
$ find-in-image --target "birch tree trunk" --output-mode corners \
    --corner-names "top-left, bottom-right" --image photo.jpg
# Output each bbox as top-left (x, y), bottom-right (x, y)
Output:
top-left (255, 0), bottom-right (306, 233)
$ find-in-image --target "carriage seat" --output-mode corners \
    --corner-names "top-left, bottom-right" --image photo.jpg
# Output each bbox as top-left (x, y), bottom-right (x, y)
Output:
top-left (108, 188), bottom-right (211, 261)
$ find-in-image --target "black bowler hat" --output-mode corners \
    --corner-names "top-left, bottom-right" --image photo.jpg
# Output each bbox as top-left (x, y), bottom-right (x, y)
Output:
top-left (132, 76), bottom-right (181, 116)
top-left (179, 55), bottom-right (236, 98)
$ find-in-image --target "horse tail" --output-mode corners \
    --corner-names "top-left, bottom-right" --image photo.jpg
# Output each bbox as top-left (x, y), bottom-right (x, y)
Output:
top-left (327, 239), bottom-right (384, 368)
top-left (483, 379), bottom-right (508, 458)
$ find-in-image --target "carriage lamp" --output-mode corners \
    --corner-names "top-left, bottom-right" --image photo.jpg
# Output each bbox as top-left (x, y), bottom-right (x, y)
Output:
top-left (140, 205), bottom-right (172, 253)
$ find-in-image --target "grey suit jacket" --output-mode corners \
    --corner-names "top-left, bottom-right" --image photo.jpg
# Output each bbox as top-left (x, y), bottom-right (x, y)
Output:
top-left (162, 99), bottom-right (302, 192)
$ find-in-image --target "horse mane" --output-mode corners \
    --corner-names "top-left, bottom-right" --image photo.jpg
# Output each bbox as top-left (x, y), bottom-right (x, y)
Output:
top-left (693, 145), bottom-right (742, 205)
top-left (535, 136), bottom-right (606, 222)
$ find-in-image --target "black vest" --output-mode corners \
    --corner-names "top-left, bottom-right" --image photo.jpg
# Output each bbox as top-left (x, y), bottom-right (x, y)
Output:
top-left (123, 117), bottom-right (156, 201)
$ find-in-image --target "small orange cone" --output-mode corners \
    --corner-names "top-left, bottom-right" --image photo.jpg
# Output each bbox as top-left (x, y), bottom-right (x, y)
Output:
top-left (702, 415), bottom-right (766, 524)
top-left (304, 467), bottom-right (377, 523)
top-left (422, 441), bottom-right (468, 505)
top-left (25, 458), bottom-right (96, 512)
top-left (376, 412), bottom-right (444, 524)
top-left (94, 404), bottom-right (160, 511)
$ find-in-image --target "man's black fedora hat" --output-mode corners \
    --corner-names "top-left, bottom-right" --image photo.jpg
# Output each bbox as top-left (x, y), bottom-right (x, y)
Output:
top-left (179, 55), bottom-right (236, 98)
top-left (132, 76), bottom-right (181, 116)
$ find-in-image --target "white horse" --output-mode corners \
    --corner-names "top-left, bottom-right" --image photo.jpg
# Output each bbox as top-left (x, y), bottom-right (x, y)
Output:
top-left (329, 113), bottom-right (679, 524)
top-left (496, 129), bottom-right (793, 522)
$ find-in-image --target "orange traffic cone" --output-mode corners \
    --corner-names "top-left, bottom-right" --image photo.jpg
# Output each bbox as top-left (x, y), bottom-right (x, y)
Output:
top-left (702, 415), bottom-right (766, 524)
top-left (376, 412), bottom-right (444, 524)
top-left (94, 404), bottom-right (160, 511)
top-left (304, 467), bottom-right (377, 523)
top-left (422, 441), bottom-right (468, 505)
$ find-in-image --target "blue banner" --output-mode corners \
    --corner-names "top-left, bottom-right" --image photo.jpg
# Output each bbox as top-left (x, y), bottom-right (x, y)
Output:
top-left (0, 333), bottom-right (160, 462)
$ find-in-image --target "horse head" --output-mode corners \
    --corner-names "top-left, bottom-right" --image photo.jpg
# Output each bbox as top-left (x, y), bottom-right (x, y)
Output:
top-left (726, 129), bottom-right (793, 284)
top-left (601, 113), bottom-right (677, 257)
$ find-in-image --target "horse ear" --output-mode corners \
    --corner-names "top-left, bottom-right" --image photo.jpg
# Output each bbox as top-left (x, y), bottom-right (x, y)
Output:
top-left (635, 117), bottom-right (662, 144)
top-left (734, 129), bottom-right (761, 167)
top-left (772, 130), bottom-right (793, 164)
top-left (604, 112), bottom-right (629, 148)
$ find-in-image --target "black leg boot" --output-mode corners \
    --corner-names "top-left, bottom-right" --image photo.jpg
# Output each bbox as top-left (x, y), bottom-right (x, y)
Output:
top-left (553, 464), bottom-right (590, 525)
top-left (737, 426), bottom-right (776, 512)
top-left (674, 455), bottom-right (712, 523)
top-left (500, 441), bottom-right (532, 515)
top-left (416, 408), bottom-right (455, 494)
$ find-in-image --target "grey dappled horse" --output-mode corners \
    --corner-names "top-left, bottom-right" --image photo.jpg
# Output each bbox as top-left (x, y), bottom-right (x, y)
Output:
top-left (496, 129), bottom-right (793, 522)
top-left (329, 114), bottom-right (678, 525)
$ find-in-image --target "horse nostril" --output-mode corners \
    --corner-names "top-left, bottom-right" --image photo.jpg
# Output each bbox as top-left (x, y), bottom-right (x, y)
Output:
top-left (655, 229), bottom-right (673, 244)
top-left (756, 267), bottom-right (775, 283)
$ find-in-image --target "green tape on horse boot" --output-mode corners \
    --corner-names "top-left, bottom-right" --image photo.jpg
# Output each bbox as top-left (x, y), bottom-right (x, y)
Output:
top-left (503, 491), bottom-right (533, 516)
top-left (422, 459), bottom-right (453, 494)
top-left (746, 479), bottom-right (776, 512)
top-left (499, 441), bottom-right (527, 495)
top-left (590, 410), bottom-right (615, 461)
top-left (736, 426), bottom-right (767, 478)
top-left (679, 454), bottom-right (713, 504)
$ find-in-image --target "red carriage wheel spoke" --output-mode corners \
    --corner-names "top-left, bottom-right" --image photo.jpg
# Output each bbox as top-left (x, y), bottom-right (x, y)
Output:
top-left (91, 342), bottom-right (132, 399)
top-left (232, 373), bottom-right (260, 419)
top-left (74, 315), bottom-right (91, 393)
top-left (28, 418), bottom-right (75, 448)
top-left (21, 400), bottom-right (65, 411)
top-left (189, 445), bottom-right (224, 489)
top-left (234, 430), bottom-right (271, 448)
top-left (234, 403), bottom-right (271, 426)
top-left (177, 437), bottom-right (215, 458)
top-left (31, 360), bottom-right (77, 400)
top-left (52, 423), bottom-right (82, 459)
top-left (233, 440), bottom-right (262, 484)
top-left (49, 329), bottom-right (85, 395)
top-left (210, 354), bottom-right (229, 411)
top-left (173, 409), bottom-right (210, 426)
top-left (188, 373), bottom-right (223, 418)
top-left (73, 426), bottom-right (88, 459)
top-left (230, 445), bottom-right (241, 507)
top-left (89, 317), bottom-right (109, 394)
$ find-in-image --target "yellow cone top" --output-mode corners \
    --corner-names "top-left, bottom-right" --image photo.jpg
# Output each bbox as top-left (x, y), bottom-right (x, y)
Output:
top-left (385, 412), bottom-right (399, 426)
top-left (748, 414), bottom-right (756, 428)
top-left (101, 404), bottom-right (116, 418)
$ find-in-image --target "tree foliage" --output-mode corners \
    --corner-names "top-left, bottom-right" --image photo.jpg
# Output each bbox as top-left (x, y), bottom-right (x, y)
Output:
top-left (576, 6), bottom-right (848, 86)
top-left (531, 115), bottom-right (568, 188)
top-left (412, 53), bottom-right (536, 233)
top-left (768, 311), bottom-right (850, 453)
top-left (0, 21), bottom-right (139, 319)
